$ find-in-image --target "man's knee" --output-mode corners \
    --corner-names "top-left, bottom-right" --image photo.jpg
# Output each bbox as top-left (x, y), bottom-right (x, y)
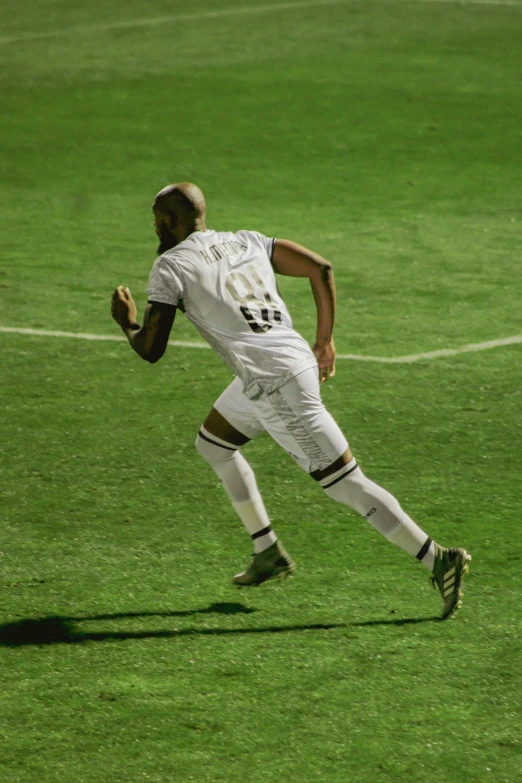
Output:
top-left (195, 425), bottom-right (238, 464)
top-left (310, 448), bottom-right (354, 482)
top-left (202, 407), bottom-right (250, 447)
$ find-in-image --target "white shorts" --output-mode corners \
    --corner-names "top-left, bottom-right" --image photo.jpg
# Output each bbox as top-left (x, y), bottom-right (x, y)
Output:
top-left (213, 368), bottom-right (349, 473)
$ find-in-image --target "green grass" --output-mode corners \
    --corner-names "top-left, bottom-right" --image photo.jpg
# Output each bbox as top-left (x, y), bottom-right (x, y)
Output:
top-left (1, 1), bottom-right (521, 781)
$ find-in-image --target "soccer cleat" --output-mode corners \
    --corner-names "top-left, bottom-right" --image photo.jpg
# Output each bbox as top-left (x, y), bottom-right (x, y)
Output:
top-left (430, 545), bottom-right (471, 620)
top-left (233, 542), bottom-right (295, 587)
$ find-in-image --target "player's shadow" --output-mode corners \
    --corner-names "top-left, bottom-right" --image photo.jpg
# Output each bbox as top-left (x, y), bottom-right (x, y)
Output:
top-left (0, 603), bottom-right (439, 647)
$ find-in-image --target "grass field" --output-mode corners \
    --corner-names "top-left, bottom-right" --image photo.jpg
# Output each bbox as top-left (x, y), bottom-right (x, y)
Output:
top-left (1, 1), bottom-right (521, 781)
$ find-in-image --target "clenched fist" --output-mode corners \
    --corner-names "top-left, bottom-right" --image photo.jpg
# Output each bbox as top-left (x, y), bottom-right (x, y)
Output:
top-left (111, 286), bottom-right (138, 330)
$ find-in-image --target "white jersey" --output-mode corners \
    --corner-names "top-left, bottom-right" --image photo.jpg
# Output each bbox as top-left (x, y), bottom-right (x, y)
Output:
top-left (147, 229), bottom-right (317, 398)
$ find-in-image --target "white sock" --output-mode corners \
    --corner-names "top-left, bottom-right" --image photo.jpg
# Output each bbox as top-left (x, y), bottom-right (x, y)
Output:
top-left (320, 459), bottom-right (435, 570)
top-left (196, 427), bottom-right (277, 553)
top-left (232, 497), bottom-right (277, 554)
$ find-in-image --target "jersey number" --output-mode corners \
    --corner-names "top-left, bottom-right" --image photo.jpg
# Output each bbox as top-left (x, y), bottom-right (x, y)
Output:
top-left (225, 265), bottom-right (282, 333)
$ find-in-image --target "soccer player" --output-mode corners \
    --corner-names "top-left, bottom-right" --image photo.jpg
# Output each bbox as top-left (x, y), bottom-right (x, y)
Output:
top-left (111, 182), bottom-right (470, 619)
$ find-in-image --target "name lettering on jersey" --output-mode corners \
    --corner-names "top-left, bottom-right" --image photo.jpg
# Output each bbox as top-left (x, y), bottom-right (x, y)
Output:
top-left (199, 240), bottom-right (247, 266)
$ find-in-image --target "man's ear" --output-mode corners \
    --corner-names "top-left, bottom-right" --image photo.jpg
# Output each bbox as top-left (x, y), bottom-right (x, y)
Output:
top-left (165, 213), bottom-right (177, 232)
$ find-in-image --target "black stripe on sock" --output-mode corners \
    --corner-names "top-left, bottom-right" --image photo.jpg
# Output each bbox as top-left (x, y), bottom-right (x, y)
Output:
top-left (197, 429), bottom-right (237, 451)
top-left (416, 537), bottom-right (432, 561)
top-left (322, 462), bottom-right (359, 490)
top-left (251, 524), bottom-right (273, 541)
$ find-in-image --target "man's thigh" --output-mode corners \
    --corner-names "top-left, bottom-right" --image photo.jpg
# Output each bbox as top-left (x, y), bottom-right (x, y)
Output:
top-left (254, 368), bottom-right (349, 473)
top-left (212, 377), bottom-right (266, 441)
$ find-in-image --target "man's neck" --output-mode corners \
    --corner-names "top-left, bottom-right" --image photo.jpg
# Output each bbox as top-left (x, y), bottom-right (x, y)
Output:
top-left (168, 221), bottom-right (207, 249)
top-left (192, 218), bottom-right (206, 233)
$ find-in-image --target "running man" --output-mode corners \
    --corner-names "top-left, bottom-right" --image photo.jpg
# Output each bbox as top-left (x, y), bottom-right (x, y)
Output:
top-left (111, 182), bottom-right (470, 619)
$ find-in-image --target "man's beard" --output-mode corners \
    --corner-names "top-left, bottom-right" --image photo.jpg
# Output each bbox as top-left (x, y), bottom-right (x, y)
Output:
top-left (157, 223), bottom-right (177, 254)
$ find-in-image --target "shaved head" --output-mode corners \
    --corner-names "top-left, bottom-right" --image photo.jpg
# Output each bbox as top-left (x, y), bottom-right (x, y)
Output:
top-left (153, 182), bottom-right (207, 253)
top-left (153, 182), bottom-right (206, 223)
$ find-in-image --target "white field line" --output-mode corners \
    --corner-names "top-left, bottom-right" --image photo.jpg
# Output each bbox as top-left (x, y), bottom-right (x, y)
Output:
top-left (1, 326), bottom-right (521, 364)
top-left (0, 0), bottom-right (520, 46)
top-left (0, 326), bottom-right (209, 351)
top-left (336, 335), bottom-right (522, 363)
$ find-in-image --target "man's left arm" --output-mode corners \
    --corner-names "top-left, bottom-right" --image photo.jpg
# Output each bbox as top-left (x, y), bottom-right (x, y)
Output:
top-left (272, 239), bottom-right (337, 382)
top-left (111, 285), bottom-right (176, 363)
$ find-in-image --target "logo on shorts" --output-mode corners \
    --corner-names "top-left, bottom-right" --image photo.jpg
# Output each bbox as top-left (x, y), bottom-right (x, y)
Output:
top-left (364, 508), bottom-right (377, 520)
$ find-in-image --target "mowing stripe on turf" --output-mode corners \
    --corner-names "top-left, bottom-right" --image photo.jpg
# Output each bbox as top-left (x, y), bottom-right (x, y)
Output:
top-left (0, 0), bottom-right (520, 46)
top-left (1, 326), bottom-right (521, 364)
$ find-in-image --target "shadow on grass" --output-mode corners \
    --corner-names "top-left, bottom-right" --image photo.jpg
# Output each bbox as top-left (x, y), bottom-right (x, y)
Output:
top-left (351, 617), bottom-right (439, 627)
top-left (0, 603), bottom-right (440, 647)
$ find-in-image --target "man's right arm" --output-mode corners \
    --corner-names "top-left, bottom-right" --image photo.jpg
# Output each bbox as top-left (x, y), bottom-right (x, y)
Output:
top-left (111, 285), bottom-right (176, 363)
top-left (272, 239), bottom-right (337, 382)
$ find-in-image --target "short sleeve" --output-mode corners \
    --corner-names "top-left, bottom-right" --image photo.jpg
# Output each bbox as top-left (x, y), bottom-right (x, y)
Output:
top-left (263, 235), bottom-right (276, 263)
top-left (147, 255), bottom-right (185, 306)
top-left (236, 230), bottom-right (276, 263)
